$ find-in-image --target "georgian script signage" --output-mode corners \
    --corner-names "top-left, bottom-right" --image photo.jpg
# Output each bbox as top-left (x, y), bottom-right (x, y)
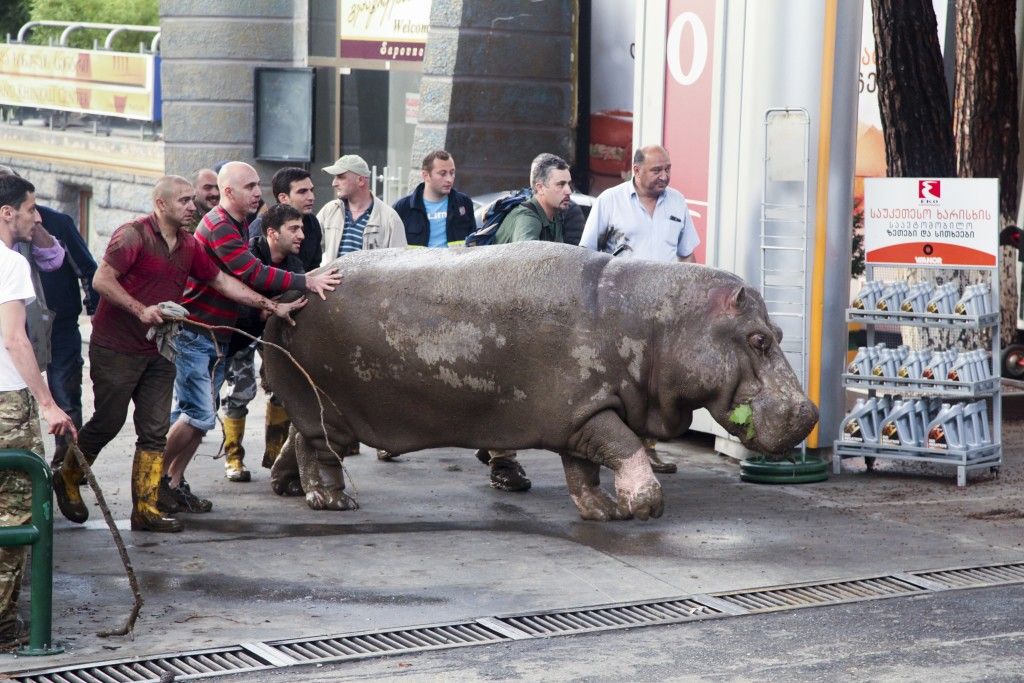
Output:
top-left (0, 43), bottom-right (159, 121)
top-left (864, 178), bottom-right (999, 268)
top-left (340, 0), bottom-right (433, 62)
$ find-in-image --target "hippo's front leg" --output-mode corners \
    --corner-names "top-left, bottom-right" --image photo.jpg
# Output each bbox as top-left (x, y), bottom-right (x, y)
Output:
top-left (568, 411), bottom-right (663, 520)
top-left (560, 453), bottom-right (623, 521)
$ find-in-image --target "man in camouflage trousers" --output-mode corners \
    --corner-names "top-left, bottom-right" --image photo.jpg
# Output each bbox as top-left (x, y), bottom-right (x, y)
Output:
top-left (0, 175), bottom-right (76, 646)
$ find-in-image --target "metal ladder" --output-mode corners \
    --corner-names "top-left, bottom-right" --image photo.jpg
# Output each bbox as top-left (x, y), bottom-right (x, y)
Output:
top-left (760, 108), bottom-right (811, 457)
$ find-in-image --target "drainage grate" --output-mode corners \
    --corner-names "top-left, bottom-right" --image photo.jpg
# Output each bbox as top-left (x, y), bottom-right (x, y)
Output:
top-left (269, 620), bottom-right (508, 665)
top-left (12, 644), bottom-right (274, 682)
top-left (498, 597), bottom-right (719, 637)
top-left (713, 575), bottom-right (925, 612)
top-left (12, 561), bottom-right (1024, 682)
top-left (912, 561), bottom-right (1024, 589)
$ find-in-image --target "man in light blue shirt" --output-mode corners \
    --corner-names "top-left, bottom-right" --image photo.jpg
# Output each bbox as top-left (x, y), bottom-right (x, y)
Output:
top-left (580, 145), bottom-right (699, 263)
top-left (424, 195), bottom-right (448, 247)
top-left (579, 145), bottom-right (699, 474)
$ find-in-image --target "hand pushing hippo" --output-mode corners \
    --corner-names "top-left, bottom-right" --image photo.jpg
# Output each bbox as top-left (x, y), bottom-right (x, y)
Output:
top-left (262, 241), bottom-right (818, 521)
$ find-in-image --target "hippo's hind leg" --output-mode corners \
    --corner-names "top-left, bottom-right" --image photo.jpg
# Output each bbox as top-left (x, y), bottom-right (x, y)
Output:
top-left (294, 429), bottom-right (359, 512)
top-left (568, 410), bottom-right (663, 521)
top-left (560, 453), bottom-right (623, 521)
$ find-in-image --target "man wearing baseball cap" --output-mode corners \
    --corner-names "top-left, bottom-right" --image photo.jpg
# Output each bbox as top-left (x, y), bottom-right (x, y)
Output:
top-left (317, 155), bottom-right (407, 263)
top-left (303, 154), bottom-right (406, 490)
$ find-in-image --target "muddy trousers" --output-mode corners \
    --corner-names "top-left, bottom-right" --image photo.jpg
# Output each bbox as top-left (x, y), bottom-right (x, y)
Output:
top-left (0, 389), bottom-right (44, 629)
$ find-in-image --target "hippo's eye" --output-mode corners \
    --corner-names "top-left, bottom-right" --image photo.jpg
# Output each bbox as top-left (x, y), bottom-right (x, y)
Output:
top-left (749, 333), bottom-right (771, 353)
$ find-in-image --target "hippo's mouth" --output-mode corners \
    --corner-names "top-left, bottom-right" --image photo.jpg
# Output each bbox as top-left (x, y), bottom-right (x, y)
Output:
top-left (726, 402), bottom-right (803, 457)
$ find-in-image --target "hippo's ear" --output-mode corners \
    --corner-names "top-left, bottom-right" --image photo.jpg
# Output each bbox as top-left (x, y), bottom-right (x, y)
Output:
top-left (730, 287), bottom-right (746, 310)
top-left (708, 285), bottom-right (748, 317)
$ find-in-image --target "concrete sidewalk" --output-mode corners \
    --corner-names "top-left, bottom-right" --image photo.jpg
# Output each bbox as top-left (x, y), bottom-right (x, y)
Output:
top-left (3, 330), bottom-right (1023, 671)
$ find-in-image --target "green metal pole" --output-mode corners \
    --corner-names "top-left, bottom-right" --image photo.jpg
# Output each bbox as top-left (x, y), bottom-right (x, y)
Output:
top-left (0, 449), bottom-right (63, 655)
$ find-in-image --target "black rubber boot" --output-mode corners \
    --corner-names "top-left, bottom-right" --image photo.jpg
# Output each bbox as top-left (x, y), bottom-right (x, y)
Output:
top-left (490, 458), bottom-right (532, 492)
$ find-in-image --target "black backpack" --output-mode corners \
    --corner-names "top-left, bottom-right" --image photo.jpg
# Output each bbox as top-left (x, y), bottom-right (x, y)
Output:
top-left (465, 188), bottom-right (538, 246)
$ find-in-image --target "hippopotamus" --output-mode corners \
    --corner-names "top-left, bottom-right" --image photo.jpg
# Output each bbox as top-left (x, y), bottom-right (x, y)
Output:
top-left (262, 241), bottom-right (818, 521)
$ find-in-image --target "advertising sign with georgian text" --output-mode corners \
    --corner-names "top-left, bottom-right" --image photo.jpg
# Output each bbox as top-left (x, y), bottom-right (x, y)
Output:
top-left (339, 0), bottom-right (432, 62)
top-left (864, 177), bottom-right (999, 268)
top-left (0, 43), bottom-right (159, 121)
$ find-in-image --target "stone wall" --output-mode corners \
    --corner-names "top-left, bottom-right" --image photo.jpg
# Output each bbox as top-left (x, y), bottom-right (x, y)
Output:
top-left (160, 0), bottom-right (307, 188)
top-left (0, 124), bottom-right (163, 255)
top-left (412, 0), bottom-right (578, 195)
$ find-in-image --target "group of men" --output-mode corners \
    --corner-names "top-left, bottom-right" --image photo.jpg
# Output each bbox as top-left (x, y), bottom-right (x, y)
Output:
top-left (0, 142), bottom-right (695, 646)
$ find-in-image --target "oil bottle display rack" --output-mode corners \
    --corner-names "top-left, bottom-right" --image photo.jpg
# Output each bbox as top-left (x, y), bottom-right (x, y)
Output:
top-left (832, 264), bottom-right (1002, 487)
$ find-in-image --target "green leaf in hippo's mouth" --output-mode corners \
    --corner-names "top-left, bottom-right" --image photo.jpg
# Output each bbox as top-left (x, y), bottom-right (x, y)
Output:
top-left (729, 403), bottom-right (756, 440)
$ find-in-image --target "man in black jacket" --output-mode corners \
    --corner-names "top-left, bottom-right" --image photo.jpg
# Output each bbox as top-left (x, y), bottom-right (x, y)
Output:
top-left (247, 167), bottom-right (323, 270)
top-left (393, 150), bottom-right (475, 248)
top-left (225, 168), bottom-right (323, 481)
top-left (38, 205), bottom-right (99, 466)
top-left (245, 204), bottom-right (306, 496)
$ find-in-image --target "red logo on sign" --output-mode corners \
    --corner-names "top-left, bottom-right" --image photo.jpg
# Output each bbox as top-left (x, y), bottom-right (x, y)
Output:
top-left (918, 180), bottom-right (941, 200)
top-left (75, 53), bottom-right (91, 79)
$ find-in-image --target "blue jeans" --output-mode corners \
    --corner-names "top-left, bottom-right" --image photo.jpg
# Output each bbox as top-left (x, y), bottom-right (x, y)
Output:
top-left (170, 328), bottom-right (228, 433)
top-left (47, 324), bottom-right (84, 448)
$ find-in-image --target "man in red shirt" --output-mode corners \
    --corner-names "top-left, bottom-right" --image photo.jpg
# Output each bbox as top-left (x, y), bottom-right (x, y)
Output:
top-left (53, 175), bottom-right (308, 533)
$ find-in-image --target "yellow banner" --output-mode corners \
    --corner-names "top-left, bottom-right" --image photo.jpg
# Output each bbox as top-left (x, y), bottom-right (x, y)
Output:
top-left (0, 75), bottom-right (154, 120)
top-left (0, 44), bottom-right (152, 87)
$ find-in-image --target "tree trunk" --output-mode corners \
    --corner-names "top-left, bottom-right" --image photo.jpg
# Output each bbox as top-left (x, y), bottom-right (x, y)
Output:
top-left (871, 0), bottom-right (956, 177)
top-left (954, 0), bottom-right (1020, 347)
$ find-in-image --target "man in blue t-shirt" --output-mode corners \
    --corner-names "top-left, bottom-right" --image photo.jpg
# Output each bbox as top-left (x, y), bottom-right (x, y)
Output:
top-left (393, 150), bottom-right (476, 248)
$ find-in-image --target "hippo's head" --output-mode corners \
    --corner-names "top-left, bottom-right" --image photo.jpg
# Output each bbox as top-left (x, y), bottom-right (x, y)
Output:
top-left (689, 283), bottom-right (819, 456)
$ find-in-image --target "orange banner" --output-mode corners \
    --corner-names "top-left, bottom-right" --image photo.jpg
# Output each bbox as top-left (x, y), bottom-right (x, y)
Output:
top-left (0, 44), bottom-right (152, 87)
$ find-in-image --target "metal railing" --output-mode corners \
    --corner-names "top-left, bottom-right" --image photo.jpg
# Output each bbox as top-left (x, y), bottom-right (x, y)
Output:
top-left (14, 21), bottom-right (160, 53)
top-left (0, 449), bottom-right (62, 656)
top-left (369, 166), bottom-right (410, 206)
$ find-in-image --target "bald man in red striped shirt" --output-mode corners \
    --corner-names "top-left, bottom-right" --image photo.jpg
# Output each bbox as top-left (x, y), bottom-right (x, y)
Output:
top-left (162, 162), bottom-right (341, 514)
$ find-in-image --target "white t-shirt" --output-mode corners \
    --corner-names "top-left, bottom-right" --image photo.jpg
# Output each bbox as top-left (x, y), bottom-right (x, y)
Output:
top-left (579, 180), bottom-right (700, 262)
top-left (0, 241), bottom-right (36, 391)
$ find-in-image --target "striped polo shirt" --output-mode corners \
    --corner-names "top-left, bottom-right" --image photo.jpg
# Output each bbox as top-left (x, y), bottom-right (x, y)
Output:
top-left (338, 203), bottom-right (371, 255)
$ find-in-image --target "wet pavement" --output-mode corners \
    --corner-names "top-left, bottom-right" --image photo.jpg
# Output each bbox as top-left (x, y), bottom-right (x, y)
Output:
top-left (3, 329), bottom-right (1024, 675)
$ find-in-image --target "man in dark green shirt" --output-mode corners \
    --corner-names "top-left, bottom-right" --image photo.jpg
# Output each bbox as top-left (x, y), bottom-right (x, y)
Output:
top-left (482, 153), bottom-right (573, 493)
top-left (494, 153), bottom-right (571, 245)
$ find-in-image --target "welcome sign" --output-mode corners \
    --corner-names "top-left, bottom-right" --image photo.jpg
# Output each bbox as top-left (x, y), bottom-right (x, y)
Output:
top-left (863, 177), bottom-right (999, 268)
top-left (340, 0), bottom-right (433, 62)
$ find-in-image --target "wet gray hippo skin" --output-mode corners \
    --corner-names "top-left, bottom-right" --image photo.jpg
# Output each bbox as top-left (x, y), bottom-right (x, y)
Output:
top-left (262, 241), bottom-right (818, 521)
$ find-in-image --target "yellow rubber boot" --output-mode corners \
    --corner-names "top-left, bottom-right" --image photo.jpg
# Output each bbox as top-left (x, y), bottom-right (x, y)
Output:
top-left (263, 402), bottom-right (291, 469)
top-left (53, 448), bottom-right (94, 524)
top-left (222, 415), bottom-right (251, 482)
top-left (130, 450), bottom-right (183, 533)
